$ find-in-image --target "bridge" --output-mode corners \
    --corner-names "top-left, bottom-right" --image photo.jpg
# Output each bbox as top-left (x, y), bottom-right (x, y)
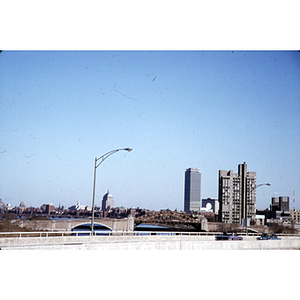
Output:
top-left (5, 212), bottom-right (269, 236)
top-left (16, 217), bottom-right (133, 232)
top-left (134, 210), bottom-right (208, 231)
top-left (14, 212), bottom-right (265, 233)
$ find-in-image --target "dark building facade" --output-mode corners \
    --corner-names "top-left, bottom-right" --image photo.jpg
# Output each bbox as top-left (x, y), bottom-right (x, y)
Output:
top-left (271, 197), bottom-right (280, 211)
top-left (45, 203), bottom-right (54, 215)
top-left (279, 196), bottom-right (289, 211)
top-left (184, 168), bottom-right (201, 213)
top-left (270, 196), bottom-right (290, 211)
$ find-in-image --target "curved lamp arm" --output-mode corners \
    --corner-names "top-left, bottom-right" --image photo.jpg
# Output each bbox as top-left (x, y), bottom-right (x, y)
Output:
top-left (250, 182), bottom-right (271, 192)
top-left (91, 147), bottom-right (132, 234)
top-left (255, 183), bottom-right (271, 189)
top-left (95, 148), bottom-right (133, 168)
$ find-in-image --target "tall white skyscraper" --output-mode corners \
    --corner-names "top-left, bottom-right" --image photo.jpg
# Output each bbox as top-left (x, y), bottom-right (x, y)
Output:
top-left (102, 190), bottom-right (114, 211)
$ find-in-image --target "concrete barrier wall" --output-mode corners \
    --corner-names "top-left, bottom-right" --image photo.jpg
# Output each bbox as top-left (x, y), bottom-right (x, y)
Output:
top-left (1, 235), bottom-right (300, 250)
top-left (0, 234), bottom-right (214, 247)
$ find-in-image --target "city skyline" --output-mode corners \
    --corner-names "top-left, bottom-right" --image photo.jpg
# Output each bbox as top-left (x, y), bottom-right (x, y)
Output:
top-left (1, 2), bottom-right (299, 293)
top-left (1, 51), bottom-right (299, 211)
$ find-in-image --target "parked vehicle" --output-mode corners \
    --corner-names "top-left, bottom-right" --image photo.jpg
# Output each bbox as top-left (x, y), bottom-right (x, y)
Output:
top-left (215, 232), bottom-right (243, 241)
top-left (256, 233), bottom-right (281, 240)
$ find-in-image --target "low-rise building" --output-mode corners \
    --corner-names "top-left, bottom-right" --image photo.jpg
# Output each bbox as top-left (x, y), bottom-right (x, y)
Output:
top-left (202, 198), bottom-right (219, 214)
top-left (255, 214), bottom-right (265, 226)
top-left (68, 201), bottom-right (86, 211)
top-left (291, 210), bottom-right (300, 223)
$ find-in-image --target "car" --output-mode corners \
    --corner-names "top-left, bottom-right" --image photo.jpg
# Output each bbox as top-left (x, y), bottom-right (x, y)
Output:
top-left (256, 233), bottom-right (270, 240)
top-left (256, 233), bottom-right (281, 240)
top-left (215, 232), bottom-right (243, 241)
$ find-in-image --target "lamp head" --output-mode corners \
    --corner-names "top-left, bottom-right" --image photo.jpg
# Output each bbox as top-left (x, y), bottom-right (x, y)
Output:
top-left (124, 147), bottom-right (133, 152)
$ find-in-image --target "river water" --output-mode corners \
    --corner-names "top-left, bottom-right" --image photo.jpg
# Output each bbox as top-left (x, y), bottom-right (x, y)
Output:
top-left (71, 222), bottom-right (177, 236)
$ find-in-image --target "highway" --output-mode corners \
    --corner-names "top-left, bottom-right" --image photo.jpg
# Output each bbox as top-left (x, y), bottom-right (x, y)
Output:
top-left (1, 232), bottom-right (300, 250)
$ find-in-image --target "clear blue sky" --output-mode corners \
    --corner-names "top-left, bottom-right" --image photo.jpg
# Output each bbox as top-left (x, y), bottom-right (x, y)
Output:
top-left (1, 51), bottom-right (299, 210)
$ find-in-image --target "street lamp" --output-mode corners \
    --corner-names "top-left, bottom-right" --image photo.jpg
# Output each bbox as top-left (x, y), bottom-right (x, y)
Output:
top-left (91, 147), bottom-right (133, 235)
top-left (255, 183), bottom-right (271, 188)
top-left (245, 182), bottom-right (271, 235)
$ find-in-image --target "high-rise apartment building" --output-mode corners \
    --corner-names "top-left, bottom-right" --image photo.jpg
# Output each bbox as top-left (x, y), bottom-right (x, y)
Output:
top-left (184, 168), bottom-right (201, 213)
top-left (218, 162), bottom-right (256, 224)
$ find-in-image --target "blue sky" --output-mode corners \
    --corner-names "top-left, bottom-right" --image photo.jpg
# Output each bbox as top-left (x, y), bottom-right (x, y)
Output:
top-left (1, 51), bottom-right (299, 210)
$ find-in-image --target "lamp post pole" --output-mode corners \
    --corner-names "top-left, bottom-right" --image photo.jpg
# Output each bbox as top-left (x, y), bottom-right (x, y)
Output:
top-left (245, 182), bottom-right (271, 235)
top-left (91, 147), bottom-right (133, 235)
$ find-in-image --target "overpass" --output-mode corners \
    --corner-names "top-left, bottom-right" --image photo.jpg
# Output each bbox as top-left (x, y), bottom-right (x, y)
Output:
top-left (1, 233), bottom-right (300, 250)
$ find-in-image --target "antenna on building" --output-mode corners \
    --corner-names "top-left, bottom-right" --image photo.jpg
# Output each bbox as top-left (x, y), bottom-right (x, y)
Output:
top-left (293, 190), bottom-right (295, 210)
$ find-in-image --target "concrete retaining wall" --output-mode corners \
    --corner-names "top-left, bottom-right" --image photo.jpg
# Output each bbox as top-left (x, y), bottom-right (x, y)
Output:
top-left (1, 235), bottom-right (300, 250)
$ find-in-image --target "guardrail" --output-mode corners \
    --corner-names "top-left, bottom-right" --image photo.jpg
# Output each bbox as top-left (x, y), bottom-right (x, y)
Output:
top-left (0, 231), bottom-right (73, 238)
top-left (0, 231), bottom-right (299, 239)
top-left (0, 231), bottom-right (220, 238)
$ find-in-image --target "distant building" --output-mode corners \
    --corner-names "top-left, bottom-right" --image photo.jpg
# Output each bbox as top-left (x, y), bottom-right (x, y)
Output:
top-left (262, 196), bottom-right (291, 222)
top-left (270, 196), bottom-right (290, 212)
top-left (257, 207), bottom-right (291, 223)
top-left (45, 203), bottom-right (55, 214)
top-left (291, 210), bottom-right (300, 223)
top-left (279, 196), bottom-right (289, 211)
top-left (202, 198), bottom-right (219, 214)
top-left (18, 201), bottom-right (26, 215)
top-left (102, 191), bottom-right (114, 211)
top-left (68, 201), bottom-right (86, 211)
top-left (184, 168), bottom-right (201, 213)
top-left (0, 199), bottom-right (7, 215)
top-left (218, 162), bottom-right (256, 224)
top-left (109, 206), bottom-right (127, 218)
top-left (129, 207), bottom-right (136, 217)
top-left (270, 197), bottom-right (280, 211)
top-left (255, 214), bottom-right (265, 226)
